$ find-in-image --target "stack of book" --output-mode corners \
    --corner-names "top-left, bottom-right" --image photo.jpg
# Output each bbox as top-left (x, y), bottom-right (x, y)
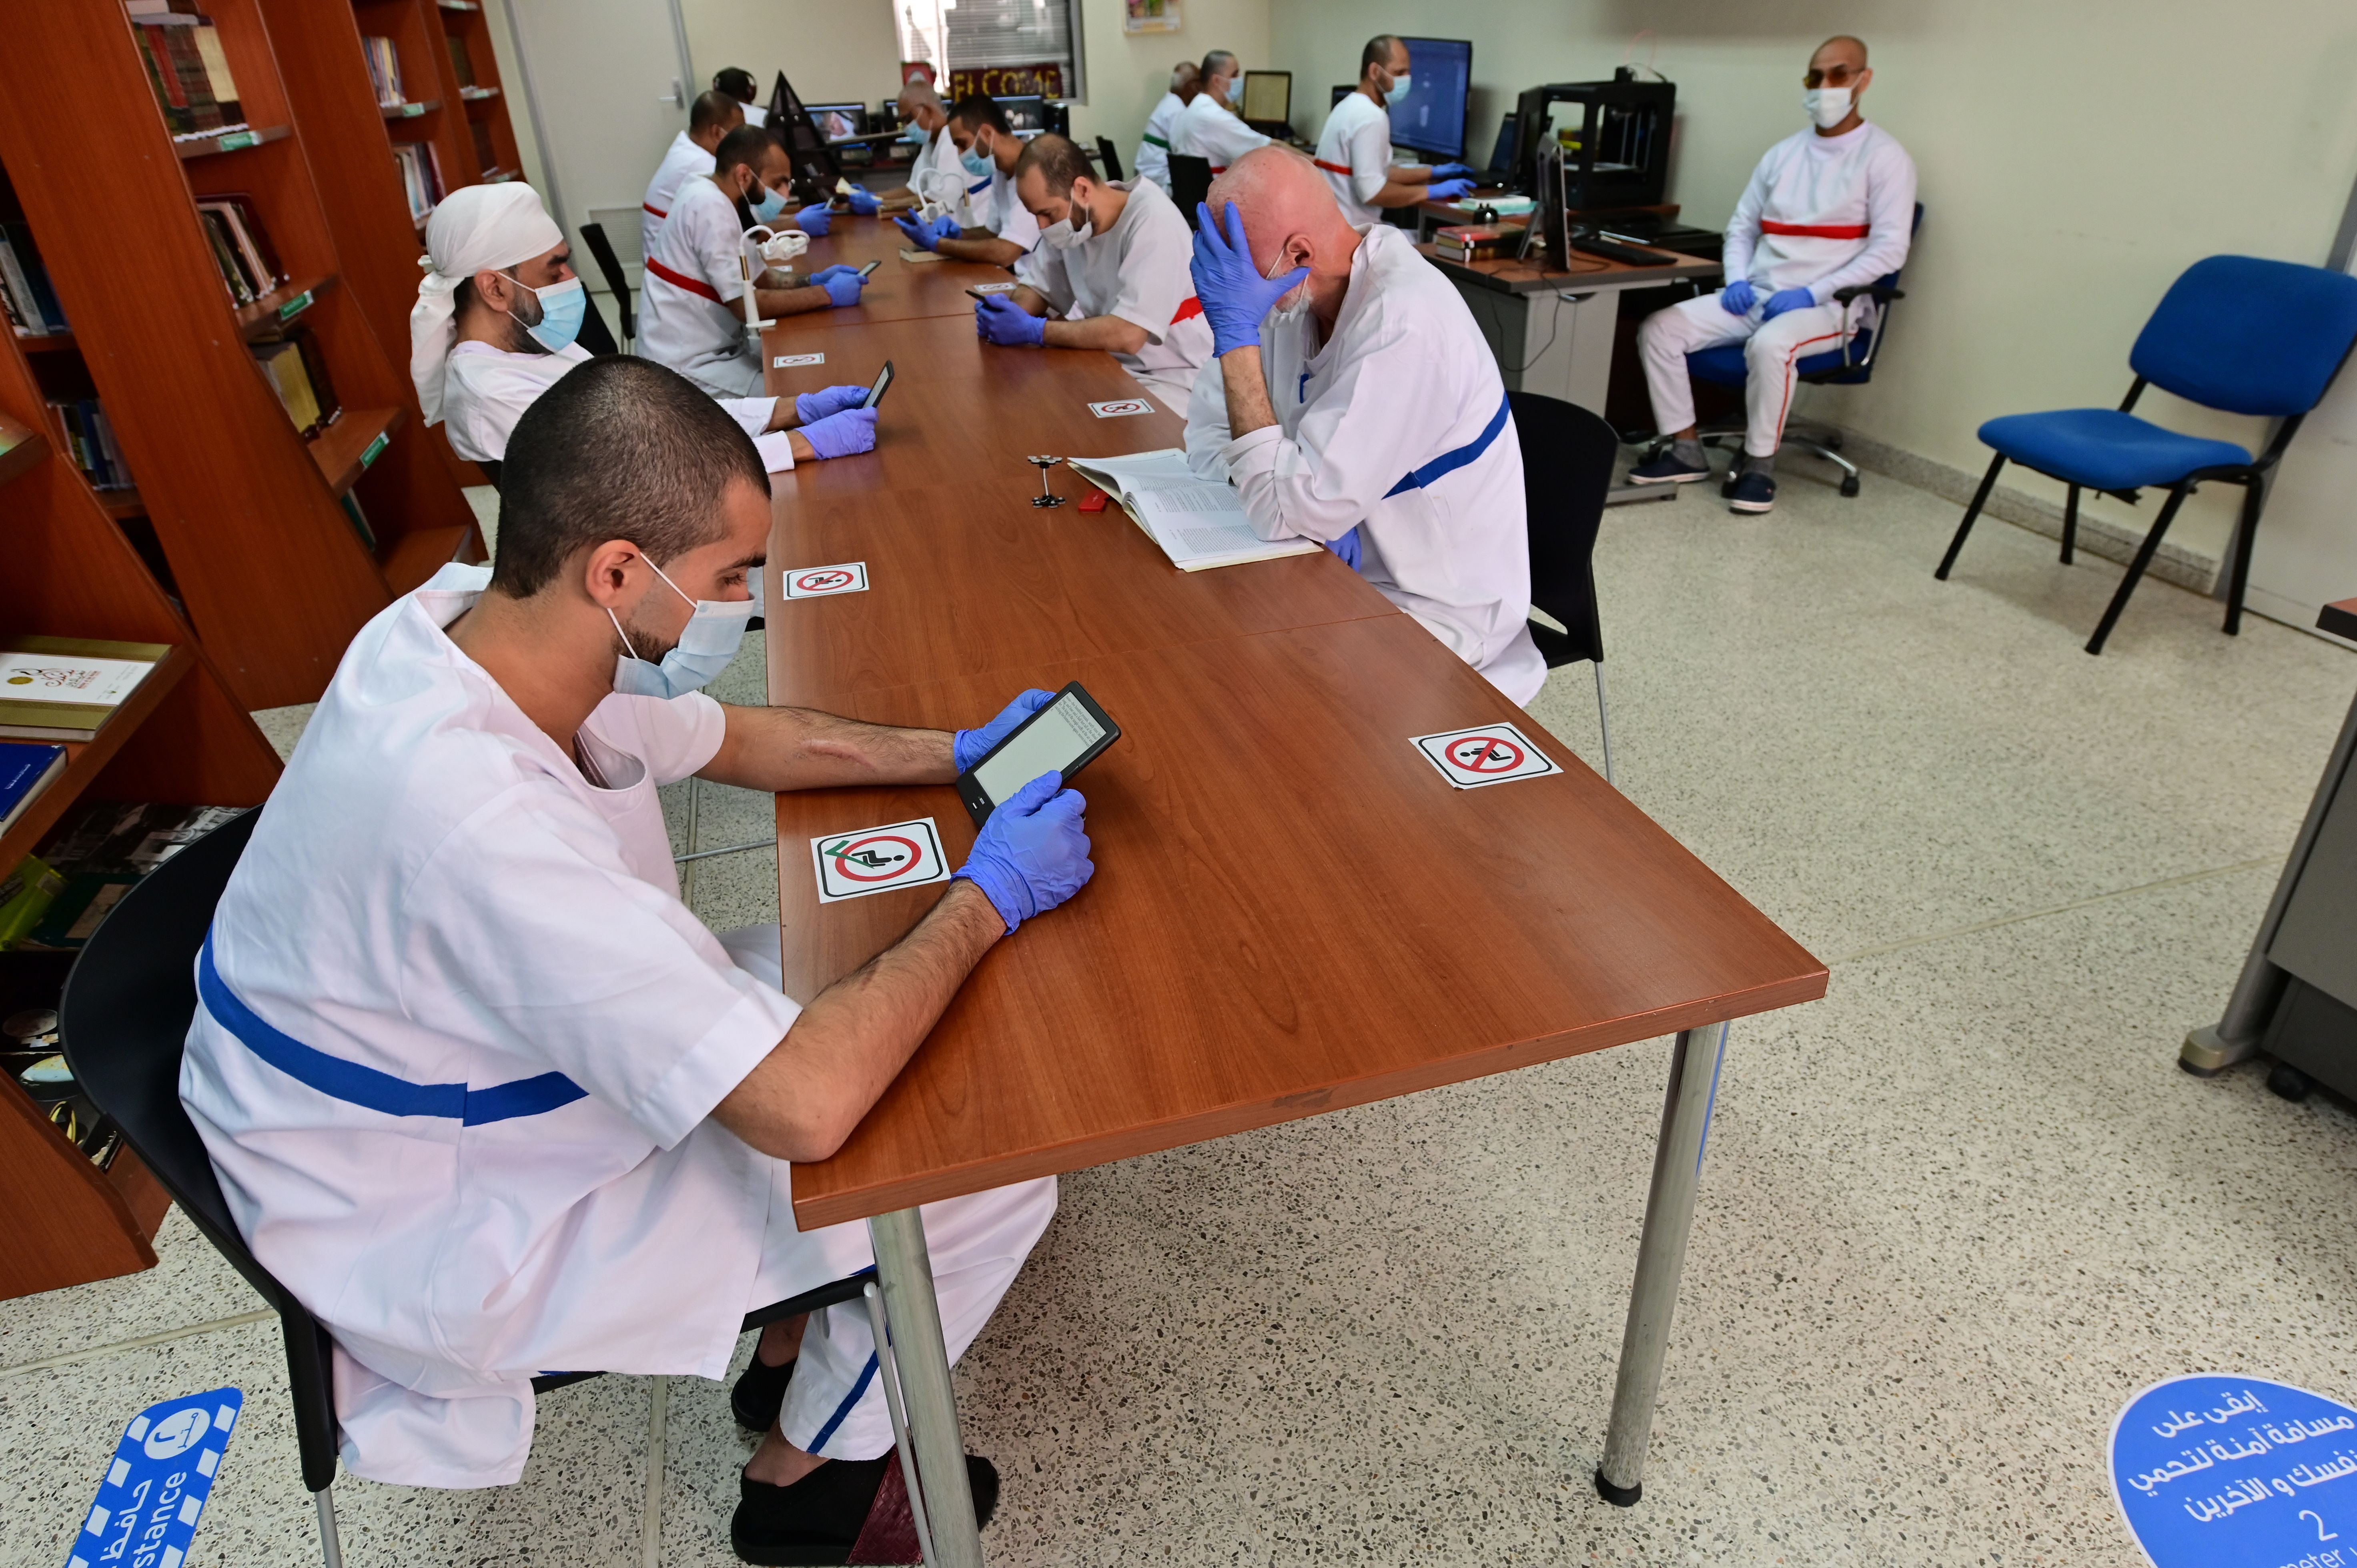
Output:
top-left (0, 638), bottom-right (166, 746)
top-left (0, 222), bottom-right (68, 337)
top-left (393, 143), bottom-right (447, 224)
top-left (1434, 223), bottom-right (1519, 263)
top-left (14, 799), bottom-right (243, 953)
top-left (124, 3), bottom-right (247, 142)
top-left (249, 328), bottom-right (339, 439)
top-left (194, 193), bottom-right (281, 306)
top-left (47, 401), bottom-right (135, 492)
top-left (361, 35), bottom-right (405, 106)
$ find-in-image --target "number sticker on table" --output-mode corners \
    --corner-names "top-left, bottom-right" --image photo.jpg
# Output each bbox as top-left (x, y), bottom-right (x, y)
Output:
top-left (782, 561), bottom-right (869, 598)
top-left (773, 352), bottom-right (827, 368)
top-left (812, 817), bottom-right (950, 903)
top-left (1088, 399), bottom-right (1154, 419)
top-left (1411, 723), bottom-right (1563, 789)
top-left (2112, 1375), bottom-right (2357, 1568)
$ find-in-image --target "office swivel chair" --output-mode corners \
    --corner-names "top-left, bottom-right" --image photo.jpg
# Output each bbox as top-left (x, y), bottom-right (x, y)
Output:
top-left (1510, 391), bottom-right (1619, 785)
top-left (1682, 203), bottom-right (1920, 499)
top-left (576, 221), bottom-right (636, 351)
top-left (1095, 136), bottom-right (1125, 183)
top-left (1168, 154), bottom-right (1213, 229)
top-left (1936, 254), bottom-right (2357, 655)
top-left (59, 812), bottom-right (880, 1568)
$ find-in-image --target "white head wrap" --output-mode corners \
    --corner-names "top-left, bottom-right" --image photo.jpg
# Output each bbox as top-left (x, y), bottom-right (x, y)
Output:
top-left (410, 182), bottom-right (563, 425)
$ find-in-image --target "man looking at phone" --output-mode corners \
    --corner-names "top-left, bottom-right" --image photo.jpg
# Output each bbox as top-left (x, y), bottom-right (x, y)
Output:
top-left (641, 128), bottom-right (869, 400)
top-left (892, 94), bottom-right (1039, 266)
top-left (415, 184), bottom-right (879, 469)
top-left (183, 356), bottom-right (1095, 1562)
top-left (975, 134), bottom-right (1211, 412)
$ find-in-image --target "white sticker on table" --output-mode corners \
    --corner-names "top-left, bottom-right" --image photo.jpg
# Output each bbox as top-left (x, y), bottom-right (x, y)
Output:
top-left (812, 817), bottom-right (951, 903)
top-left (970, 280), bottom-right (1018, 294)
top-left (782, 561), bottom-right (869, 598)
top-left (773, 352), bottom-right (826, 368)
top-left (1088, 398), bottom-right (1154, 419)
top-left (1410, 723), bottom-right (1563, 789)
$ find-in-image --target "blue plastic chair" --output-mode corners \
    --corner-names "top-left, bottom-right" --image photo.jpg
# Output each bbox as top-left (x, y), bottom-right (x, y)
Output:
top-left (1936, 254), bottom-right (2357, 655)
top-left (1684, 202), bottom-right (1922, 499)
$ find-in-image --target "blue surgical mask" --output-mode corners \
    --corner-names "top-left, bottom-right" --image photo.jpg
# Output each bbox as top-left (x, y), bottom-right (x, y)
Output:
top-left (609, 554), bottom-right (756, 699)
top-left (505, 273), bottom-right (584, 353)
top-left (747, 178), bottom-right (788, 223)
top-left (960, 138), bottom-right (994, 178)
top-left (1384, 72), bottom-right (1412, 106)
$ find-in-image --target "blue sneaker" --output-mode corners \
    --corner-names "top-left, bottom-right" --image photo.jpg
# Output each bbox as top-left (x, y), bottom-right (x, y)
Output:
top-left (1727, 469), bottom-right (1777, 513)
top-left (1627, 449), bottom-right (1712, 485)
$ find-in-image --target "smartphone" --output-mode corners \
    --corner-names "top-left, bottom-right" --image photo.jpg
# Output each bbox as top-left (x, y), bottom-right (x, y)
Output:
top-left (857, 258), bottom-right (882, 279)
top-left (955, 682), bottom-right (1121, 826)
top-left (966, 281), bottom-right (1018, 300)
top-left (862, 360), bottom-right (895, 410)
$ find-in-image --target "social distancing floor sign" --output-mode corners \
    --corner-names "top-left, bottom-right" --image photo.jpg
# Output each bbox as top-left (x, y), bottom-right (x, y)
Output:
top-left (70, 1387), bottom-right (244, 1568)
top-left (812, 817), bottom-right (951, 903)
top-left (783, 562), bottom-right (870, 599)
top-left (1411, 723), bottom-right (1563, 789)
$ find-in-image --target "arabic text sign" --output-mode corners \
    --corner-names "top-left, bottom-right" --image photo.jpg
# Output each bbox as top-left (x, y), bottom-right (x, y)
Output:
top-left (2114, 1376), bottom-right (2357, 1567)
top-left (68, 1387), bottom-right (244, 1568)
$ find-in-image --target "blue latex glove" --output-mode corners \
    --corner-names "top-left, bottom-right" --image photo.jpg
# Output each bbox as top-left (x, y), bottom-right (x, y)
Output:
top-left (1720, 278), bottom-right (1757, 315)
top-left (1431, 162), bottom-right (1473, 180)
top-left (1325, 526), bottom-right (1363, 571)
top-left (794, 203), bottom-right (833, 237)
top-left (893, 212), bottom-right (958, 251)
top-left (819, 270), bottom-right (865, 308)
top-left (1763, 286), bottom-right (1816, 319)
top-left (1191, 199), bottom-right (1308, 358)
top-left (795, 384), bottom-right (869, 423)
top-left (808, 264), bottom-right (860, 286)
top-left (800, 406), bottom-right (877, 459)
top-left (954, 772), bottom-right (1094, 933)
top-left (1428, 178), bottom-right (1476, 202)
top-left (975, 293), bottom-right (1046, 347)
top-left (845, 185), bottom-right (880, 216)
top-left (953, 689), bottom-right (1056, 773)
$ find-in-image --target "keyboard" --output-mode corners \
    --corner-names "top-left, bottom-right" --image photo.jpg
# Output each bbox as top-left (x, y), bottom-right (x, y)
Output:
top-left (1570, 236), bottom-right (1675, 268)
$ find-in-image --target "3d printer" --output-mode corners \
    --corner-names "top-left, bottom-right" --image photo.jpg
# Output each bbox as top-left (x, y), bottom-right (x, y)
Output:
top-left (1506, 70), bottom-right (1675, 214)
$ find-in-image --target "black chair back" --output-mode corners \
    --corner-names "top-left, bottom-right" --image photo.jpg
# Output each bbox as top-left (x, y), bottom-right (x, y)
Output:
top-left (1095, 136), bottom-right (1125, 183)
top-left (1168, 154), bottom-right (1213, 228)
top-left (577, 221), bottom-right (636, 344)
top-left (1508, 391), bottom-right (1617, 667)
top-left (574, 283), bottom-right (620, 357)
top-left (476, 458), bottom-right (502, 490)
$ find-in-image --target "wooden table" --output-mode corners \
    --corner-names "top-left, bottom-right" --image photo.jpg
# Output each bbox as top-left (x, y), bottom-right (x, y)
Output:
top-left (780, 212), bottom-right (1016, 328)
top-left (756, 222), bottom-right (1824, 1565)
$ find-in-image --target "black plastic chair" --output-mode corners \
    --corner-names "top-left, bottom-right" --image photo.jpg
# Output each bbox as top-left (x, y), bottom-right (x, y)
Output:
top-left (59, 811), bottom-right (872, 1568)
top-left (574, 281), bottom-right (620, 357)
top-left (1168, 154), bottom-right (1212, 228)
top-left (577, 221), bottom-right (636, 350)
top-left (1509, 390), bottom-right (1619, 785)
top-left (1094, 136), bottom-right (1125, 183)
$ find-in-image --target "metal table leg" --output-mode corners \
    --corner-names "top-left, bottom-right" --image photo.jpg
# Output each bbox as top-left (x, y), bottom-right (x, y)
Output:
top-left (1596, 1022), bottom-right (1729, 1506)
top-left (868, 1208), bottom-right (985, 1568)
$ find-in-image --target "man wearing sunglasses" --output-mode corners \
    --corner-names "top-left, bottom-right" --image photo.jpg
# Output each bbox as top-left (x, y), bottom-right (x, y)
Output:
top-left (1628, 35), bottom-right (1916, 514)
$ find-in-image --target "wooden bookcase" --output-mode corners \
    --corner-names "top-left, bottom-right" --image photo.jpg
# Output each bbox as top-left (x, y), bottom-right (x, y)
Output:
top-left (0, 310), bottom-right (283, 1301)
top-left (0, 0), bottom-right (485, 711)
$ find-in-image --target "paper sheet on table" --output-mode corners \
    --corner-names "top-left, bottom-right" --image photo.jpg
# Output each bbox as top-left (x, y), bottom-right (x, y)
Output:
top-left (1065, 449), bottom-right (1319, 573)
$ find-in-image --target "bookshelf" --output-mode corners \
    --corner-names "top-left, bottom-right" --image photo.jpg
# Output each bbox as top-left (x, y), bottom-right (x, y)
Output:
top-left (0, 287), bottom-right (283, 1301)
top-left (0, 0), bottom-right (487, 711)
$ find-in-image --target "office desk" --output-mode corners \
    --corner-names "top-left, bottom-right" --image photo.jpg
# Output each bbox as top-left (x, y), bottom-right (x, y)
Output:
top-left (758, 236), bottom-right (1823, 1565)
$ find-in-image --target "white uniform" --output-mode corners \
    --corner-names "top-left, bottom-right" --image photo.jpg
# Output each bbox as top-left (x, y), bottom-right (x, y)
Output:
top-left (1170, 92), bottom-right (1268, 174)
top-left (641, 130), bottom-right (715, 260)
top-left (1134, 90), bottom-right (1186, 192)
top-left (974, 161), bottom-right (1040, 254)
top-left (1313, 92), bottom-right (1403, 227)
top-left (1638, 120), bottom-right (1916, 457)
top-left (639, 177), bottom-right (766, 397)
top-left (181, 564), bottom-right (1057, 1488)
top-left (1185, 224), bottom-right (1542, 704)
top-left (1013, 179), bottom-right (1210, 411)
top-left (437, 340), bottom-right (780, 463)
top-left (740, 100), bottom-right (768, 128)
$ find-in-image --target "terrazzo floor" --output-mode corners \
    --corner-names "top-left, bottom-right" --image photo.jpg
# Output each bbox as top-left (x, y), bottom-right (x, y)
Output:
top-left (6, 463), bottom-right (2355, 1567)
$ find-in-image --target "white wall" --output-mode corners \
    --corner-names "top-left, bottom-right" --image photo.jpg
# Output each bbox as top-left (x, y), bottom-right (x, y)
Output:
top-left (1268, 0), bottom-right (2357, 594)
top-left (1064, 0), bottom-right (1270, 165)
top-left (679, 0), bottom-right (905, 111)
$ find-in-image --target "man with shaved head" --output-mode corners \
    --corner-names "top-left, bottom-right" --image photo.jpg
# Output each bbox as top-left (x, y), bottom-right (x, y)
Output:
top-left (1629, 34), bottom-right (1916, 513)
top-left (1171, 49), bottom-right (1269, 174)
top-left (1135, 60), bottom-right (1200, 192)
top-left (889, 77), bottom-right (967, 220)
top-left (641, 90), bottom-right (744, 259)
top-left (1183, 148), bottom-right (1543, 704)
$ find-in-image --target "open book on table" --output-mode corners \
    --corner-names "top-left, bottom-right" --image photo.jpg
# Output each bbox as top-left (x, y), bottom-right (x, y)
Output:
top-left (1065, 449), bottom-right (1321, 573)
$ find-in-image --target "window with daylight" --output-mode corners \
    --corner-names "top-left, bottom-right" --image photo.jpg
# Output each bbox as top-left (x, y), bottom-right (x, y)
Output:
top-left (894, 0), bottom-right (1084, 104)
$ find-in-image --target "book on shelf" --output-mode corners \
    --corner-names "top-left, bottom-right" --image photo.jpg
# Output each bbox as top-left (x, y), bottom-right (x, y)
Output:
top-left (250, 327), bottom-right (340, 439)
top-left (128, 11), bottom-right (247, 142)
top-left (0, 637), bottom-right (168, 743)
top-left (471, 120), bottom-right (499, 178)
top-left (15, 801), bottom-right (244, 952)
top-left (194, 194), bottom-right (283, 304)
top-left (446, 32), bottom-right (476, 88)
top-left (47, 401), bottom-right (136, 492)
top-left (0, 745), bottom-right (68, 843)
top-left (393, 143), bottom-right (447, 224)
top-left (339, 491), bottom-right (378, 551)
top-left (361, 35), bottom-right (406, 107)
top-left (0, 857), bottom-right (66, 951)
top-left (0, 223), bottom-right (69, 336)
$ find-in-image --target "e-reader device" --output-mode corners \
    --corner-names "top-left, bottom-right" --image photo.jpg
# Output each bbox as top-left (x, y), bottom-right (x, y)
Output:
top-left (862, 360), bottom-right (895, 410)
top-left (956, 682), bottom-right (1120, 826)
top-left (856, 258), bottom-right (882, 279)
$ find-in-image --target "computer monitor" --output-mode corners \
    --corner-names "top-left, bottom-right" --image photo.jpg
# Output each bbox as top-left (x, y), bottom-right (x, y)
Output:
top-left (1481, 113), bottom-right (1518, 180)
top-left (1389, 37), bottom-right (1472, 162)
top-left (998, 95), bottom-right (1049, 134)
top-left (1331, 84), bottom-right (1353, 109)
top-left (1241, 70), bottom-right (1291, 133)
top-left (805, 102), bottom-right (866, 142)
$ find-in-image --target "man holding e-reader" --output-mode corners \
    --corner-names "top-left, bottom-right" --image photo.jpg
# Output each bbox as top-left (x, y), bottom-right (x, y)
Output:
top-left (956, 683), bottom-right (1120, 825)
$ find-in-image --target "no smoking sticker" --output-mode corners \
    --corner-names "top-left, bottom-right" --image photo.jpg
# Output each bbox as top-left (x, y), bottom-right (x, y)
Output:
top-left (773, 352), bottom-right (826, 368)
top-left (812, 817), bottom-right (951, 903)
top-left (1088, 399), bottom-right (1153, 419)
top-left (783, 561), bottom-right (869, 598)
top-left (1411, 723), bottom-right (1563, 789)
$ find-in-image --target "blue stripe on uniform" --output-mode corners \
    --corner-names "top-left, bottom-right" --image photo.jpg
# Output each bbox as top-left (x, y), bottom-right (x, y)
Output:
top-left (808, 1353), bottom-right (880, 1454)
top-left (1384, 391), bottom-right (1513, 498)
top-left (967, 176), bottom-right (992, 195)
top-left (196, 931), bottom-right (587, 1126)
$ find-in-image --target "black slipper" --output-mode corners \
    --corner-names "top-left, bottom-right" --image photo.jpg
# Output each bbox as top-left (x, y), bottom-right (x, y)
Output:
top-left (732, 1452), bottom-right (1000, 1566)
top-left (732, 1354), bottom-right (796, 1432)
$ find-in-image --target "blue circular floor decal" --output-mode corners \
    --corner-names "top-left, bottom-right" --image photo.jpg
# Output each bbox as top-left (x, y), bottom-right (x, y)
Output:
top-left (2114, 1376), bottom-right (2357, 1566)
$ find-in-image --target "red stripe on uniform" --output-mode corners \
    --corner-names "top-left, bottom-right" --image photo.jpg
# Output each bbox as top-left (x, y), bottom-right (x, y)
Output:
top-left (1760, 220), bottom-right (1870, 238)
top-left (1772, 327), bottom-right (1848, 439)
top-left (643, 254), bottom-right (723, 303)
top-left (1312, 159), bottom-right (1353, 177)
top-left (642, 202), bottom-right (668, 219)
top-left (1170, 296), bottom-right (1203, 325)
